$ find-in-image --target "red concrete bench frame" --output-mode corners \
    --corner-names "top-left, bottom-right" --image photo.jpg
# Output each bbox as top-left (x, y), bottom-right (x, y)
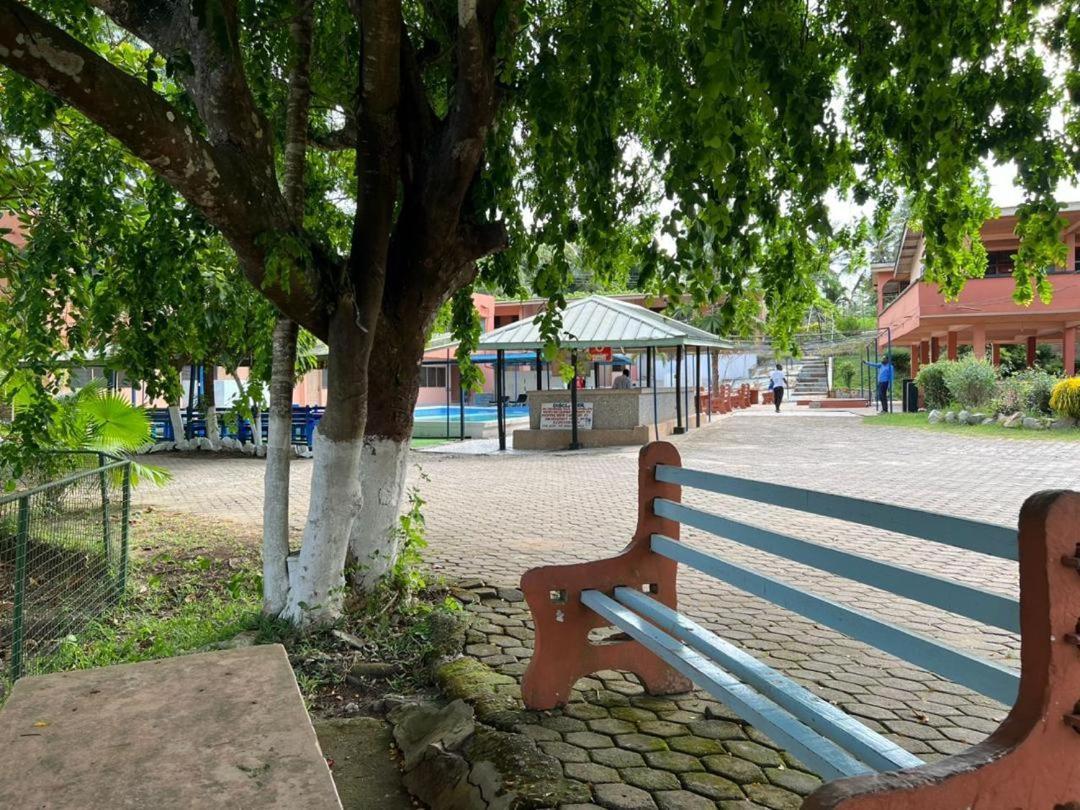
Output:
top-left (520, 442), bottom-right (1080, 808)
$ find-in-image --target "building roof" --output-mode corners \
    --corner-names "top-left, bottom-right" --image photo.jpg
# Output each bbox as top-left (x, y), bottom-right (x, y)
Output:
top-left (476, 295), bottom-right (734, 350)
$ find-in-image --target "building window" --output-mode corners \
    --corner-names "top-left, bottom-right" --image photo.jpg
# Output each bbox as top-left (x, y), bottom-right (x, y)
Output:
top-left (985, 250), bottom-right (1015, 277)
top-left (420, 365), bottom-right (447, 388)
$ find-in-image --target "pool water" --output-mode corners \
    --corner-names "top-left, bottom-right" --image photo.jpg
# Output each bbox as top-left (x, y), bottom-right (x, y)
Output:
top-left (414, 405), bottom-right (528, 423)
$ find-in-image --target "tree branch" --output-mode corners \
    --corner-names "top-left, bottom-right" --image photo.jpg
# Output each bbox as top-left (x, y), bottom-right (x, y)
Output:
top-left (346, 0), bottom-right (402, 318)
top-left (282, 0), bottom-right (317, 219)
top-left (421, 0), bottom-right (502, 242)
top-left (0, 0), bottom-right (329, 338)
top-left (311, 120), bottom-right (358, 151)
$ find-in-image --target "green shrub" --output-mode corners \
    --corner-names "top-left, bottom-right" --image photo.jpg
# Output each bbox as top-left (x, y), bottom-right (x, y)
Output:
top-left (915, 362), bottom-right (952, 410)
top-left (942, 357), bottom-right (998, 409)
top-left (994, 369), bottom-right (1059, 416)
top-left (1050, 378), bottom-right (1080, 419)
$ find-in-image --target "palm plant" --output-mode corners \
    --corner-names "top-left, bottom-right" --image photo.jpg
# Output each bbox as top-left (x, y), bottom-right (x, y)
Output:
top-left (45, 380), bottom-right (169, 487)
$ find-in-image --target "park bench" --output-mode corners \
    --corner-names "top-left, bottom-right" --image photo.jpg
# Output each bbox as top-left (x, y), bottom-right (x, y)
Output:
top-left (520, 441), bottom-right (1080, 808)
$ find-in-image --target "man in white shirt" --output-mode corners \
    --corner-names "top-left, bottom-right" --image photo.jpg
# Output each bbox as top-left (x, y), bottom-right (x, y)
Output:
top-left (612, 367), bottom-right (632, 389)
top-left (768, 364), bottom-right (787, 412)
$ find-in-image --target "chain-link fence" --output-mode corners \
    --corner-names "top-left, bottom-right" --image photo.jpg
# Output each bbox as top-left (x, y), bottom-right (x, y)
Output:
top-left (0, 452), bottom-right (130, 680)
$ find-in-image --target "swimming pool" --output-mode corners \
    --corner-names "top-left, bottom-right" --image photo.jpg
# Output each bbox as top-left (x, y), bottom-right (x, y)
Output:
top-left (412, 404), bottom-right (529, 439)
top-left (414, 405), bottom-right (528, 423)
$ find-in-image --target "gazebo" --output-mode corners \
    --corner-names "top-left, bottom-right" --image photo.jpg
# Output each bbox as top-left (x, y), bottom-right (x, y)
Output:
top-left (476, 295), bottom-right (733, 450)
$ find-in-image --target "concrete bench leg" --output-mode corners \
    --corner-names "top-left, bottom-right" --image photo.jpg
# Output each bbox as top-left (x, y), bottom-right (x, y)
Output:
top-left (521, 442), bottom-right (693, 710)
top-left (805, 490), bottom-right (1080, 809)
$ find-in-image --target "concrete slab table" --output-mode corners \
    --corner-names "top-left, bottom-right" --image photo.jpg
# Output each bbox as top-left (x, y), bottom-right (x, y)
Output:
top-left (0, 645), bottom-right (342, 809)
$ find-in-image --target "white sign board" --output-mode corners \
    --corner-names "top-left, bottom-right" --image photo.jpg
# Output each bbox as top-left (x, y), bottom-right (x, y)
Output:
top-left (540, 401), bottom-right (594, 430)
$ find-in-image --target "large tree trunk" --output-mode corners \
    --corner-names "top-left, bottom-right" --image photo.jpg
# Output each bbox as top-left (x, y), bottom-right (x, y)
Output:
top-left (263, 317), bottom-right (298, 616)
top-left (348, 320), bottom-right (427, 590)
top-left (283, 301), bottom-right (380, 625)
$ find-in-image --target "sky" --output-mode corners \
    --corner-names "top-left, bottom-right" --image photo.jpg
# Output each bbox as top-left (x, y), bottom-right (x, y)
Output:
top-left (829, 160), bottom-right (1080, 230)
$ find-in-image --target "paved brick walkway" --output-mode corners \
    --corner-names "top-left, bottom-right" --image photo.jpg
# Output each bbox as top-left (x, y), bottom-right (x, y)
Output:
top-left (135, 409), bottom-right (1080, 782)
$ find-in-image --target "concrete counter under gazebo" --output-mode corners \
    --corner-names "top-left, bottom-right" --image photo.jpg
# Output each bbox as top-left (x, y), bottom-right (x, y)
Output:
top-left (476, 295), bottom-right (735, 450)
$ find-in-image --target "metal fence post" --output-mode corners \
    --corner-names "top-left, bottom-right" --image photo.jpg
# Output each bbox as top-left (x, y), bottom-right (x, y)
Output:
top-left (11, 495), bottom-right (30, 680)
top-left (119, 462), bottom-right (131, 598)
top-left (98, 451), bottom-right (112, 567)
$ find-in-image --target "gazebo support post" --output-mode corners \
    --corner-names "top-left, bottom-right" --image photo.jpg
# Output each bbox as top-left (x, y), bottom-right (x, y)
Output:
top-left (706, 349), bottom-right (712, 423)
top-left (535, 349), bottom-right (543, 391)
top-left (646, 347), bottom-right (652, 388)
top-left (694, 347), bottom-right (701, 428)
top-left (445, 352), bottom-right (451, 440)
top-left (674, 346), bottom-right (685, 434)
top-left (459, 379), bottom-right (465, 441)
top-left (593, 362), bottom-right (600, 389)
top-left (651, 347), bottom-right (659, 441)
top-left (496, 349), bottom-right (506, 451)
top-left (569, 350), bottom-right (581, 450)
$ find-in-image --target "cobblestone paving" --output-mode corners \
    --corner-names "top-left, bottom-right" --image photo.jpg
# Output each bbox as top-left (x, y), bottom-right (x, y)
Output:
top-left (456, 583), bottom-right (824, 809)
top-left (136, 410), bottom-right (1080, 795)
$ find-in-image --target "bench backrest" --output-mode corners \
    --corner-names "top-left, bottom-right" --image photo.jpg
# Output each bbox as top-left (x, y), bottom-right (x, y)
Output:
top-left (650, 461), bottom-right (1021, 705)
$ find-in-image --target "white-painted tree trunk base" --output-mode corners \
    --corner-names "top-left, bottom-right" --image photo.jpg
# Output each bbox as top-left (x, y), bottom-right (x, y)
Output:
top-left (205, 405), bottom-right (221, 448)
top-left (348, 436), bottom-right (409, 591)
top-left (263, 408), bottom-right (292, 616)
top-left (282, 430), bottom-right (364, 626)
top-left (167, 404), bottom-right (184, 441)
top-left (252, 411), bottom-right (264, 447)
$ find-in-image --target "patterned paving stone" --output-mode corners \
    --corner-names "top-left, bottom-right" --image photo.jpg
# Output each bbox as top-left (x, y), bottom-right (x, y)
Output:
top-left (678, 772), bottom-right (744, 801)
top-left (565, 762), bottom-right (621, 784)
top-left (742, 783), bottom-right (803, 810)
top-left (643, 751), bottom-right (706, 773)
top-left (566, 704), bottom-right (613, 721)
top-left (667, 736), bottom-right (724, 757)
top-left (723, 741), bottom-right (784, 768)
top-left (540, 741), bottom-right (592, 764)
top-left (701, 755), bottom-right (767, 785)
top-left (611, 707), bottom-right (659, 724)
top-left (655, 789), bottom-right (718, 810)
top-left (638, 721), bottom-right (691, 738)
top-left (518, 723), bottom-right (561, 742)
top-left (687, 720), bottom-right (746, 741)
top-left (593, 783), bottom-right (658, 810)
top-left (615, 734), bottom-right (670, 753)
top-left (591, 748), bottom-right (647, 769)
top-left (621, 768), bottom-right (682, 791)
top-left (543, 716), bottom-right (589, 733)
top-left (589, 718), bottom-right (639, 735)
top-left (566, 731), bottom-right (616, 750)
top-left (763, 767), bottom-right (822, 796)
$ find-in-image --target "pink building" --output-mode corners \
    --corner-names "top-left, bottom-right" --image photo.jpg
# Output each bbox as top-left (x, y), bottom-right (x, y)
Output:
top-left (876, 204), bottom-right (1080, 376)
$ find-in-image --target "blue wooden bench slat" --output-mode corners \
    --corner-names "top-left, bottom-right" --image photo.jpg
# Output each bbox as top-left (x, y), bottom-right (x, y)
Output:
top-left (653, 498), bottom-right (1019, 633)
top-left (654, 465), bottom-right (1017, 561)
top-left (580, 589), bottom-right (875, 780)
top-left (612, 586), bottom-right (925, 773)
top-left (649, 534), bottom-right (1020, 705)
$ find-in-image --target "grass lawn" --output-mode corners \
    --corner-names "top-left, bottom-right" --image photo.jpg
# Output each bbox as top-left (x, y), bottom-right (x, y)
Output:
top-left (5, 508), bottom-right (459, 714)
top-left (410, 437), bottom-right (452, 449)
top-left (864, 411), bottom-right (1080, 441)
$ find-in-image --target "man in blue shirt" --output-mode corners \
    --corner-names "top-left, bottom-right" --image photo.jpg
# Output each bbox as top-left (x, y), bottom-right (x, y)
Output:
top-left (864, 356), bottom-right (894, 413)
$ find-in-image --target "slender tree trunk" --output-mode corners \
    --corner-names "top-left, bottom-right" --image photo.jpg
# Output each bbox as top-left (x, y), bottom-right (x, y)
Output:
top-left (263, 317), bottom-right (298, 616)
top-left (263, 0), bottom-right (314, 618)
top-left (204, 365), bottom-right (220, 447)
top-left (167, 401), bottom-right (184, 443)
top-left (710, 349), bottom-right (721, 400)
